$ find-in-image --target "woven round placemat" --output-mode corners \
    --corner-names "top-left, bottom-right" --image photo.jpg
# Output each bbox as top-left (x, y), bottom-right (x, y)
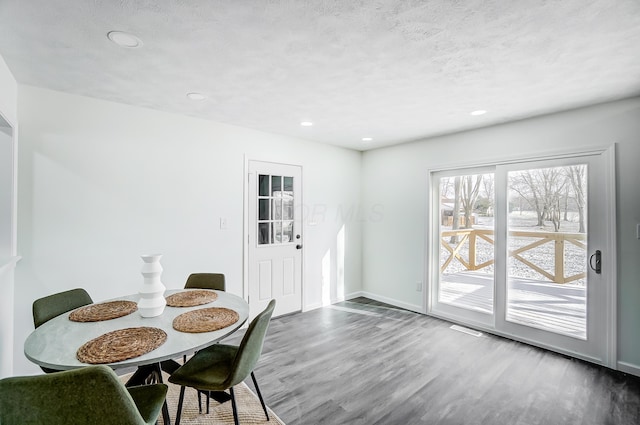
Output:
top-left (69, 300), bottom-right (138, 322)
top-left (165, 290), bottom-right (218, 307)
top-left (173, 307), bottom-right (239, 333)
top-left (77, 327), bottom-right (167, 364)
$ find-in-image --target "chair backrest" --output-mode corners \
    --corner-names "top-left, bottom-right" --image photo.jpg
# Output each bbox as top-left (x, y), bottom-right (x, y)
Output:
top-left (227, 299), bottom-right (276, 387)
top-left (184, 273), bottom-right (226, 291)
top-left (0, 365), bottom-right (165, 425)
top-left (32, 288), bottom-right (93, 329)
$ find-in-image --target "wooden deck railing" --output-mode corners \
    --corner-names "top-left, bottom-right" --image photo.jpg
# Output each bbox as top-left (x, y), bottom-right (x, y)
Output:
top-left (441, 228), bottom-right (586, 284)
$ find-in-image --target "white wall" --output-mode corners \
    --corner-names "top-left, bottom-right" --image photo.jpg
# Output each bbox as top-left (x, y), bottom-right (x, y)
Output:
top-left (0, 53), bottom-right (18, 378)
top-left (361, 97), bottom-right (640, 370)
top-left (14, 85), bottom-right (362, 375)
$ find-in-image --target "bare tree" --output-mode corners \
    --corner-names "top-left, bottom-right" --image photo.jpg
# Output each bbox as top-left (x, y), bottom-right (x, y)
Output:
top-left (460, 175), bottom-right (482, 228)
top-left (562, 185), bottom-right (570, 222)
top-left (440, 177), bottom-right (453, 200)
top-left (510, 168), bottom-right (567, 230)
top-left (567, 165), bottom-right (587, 233)
top-left (450, 176), bottom-right (461, 243)
top-left (481, 173), bottom-right (495, 216)
top-left (510, 172), bottom-right (544, 226)
top-left (549, 196), bottom-right (562, 232)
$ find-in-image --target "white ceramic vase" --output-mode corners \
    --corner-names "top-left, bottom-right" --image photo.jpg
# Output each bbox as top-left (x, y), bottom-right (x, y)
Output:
top-left (138, 254), bottom-right (167, 317)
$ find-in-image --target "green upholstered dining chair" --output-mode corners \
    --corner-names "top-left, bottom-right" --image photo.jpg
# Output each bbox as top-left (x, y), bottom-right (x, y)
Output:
top-left (32, 288), bottom-right (94, 373)
top-left (32, 288), bottom-right (93, 329)
top-left (184, 273), bottom-right (226, 291)
top-left (169, 299), bottom-right (276, 425)
top-left (183, 272), bottom-right (227, 412)
top-left (0, 365), bottom-right (168, 425)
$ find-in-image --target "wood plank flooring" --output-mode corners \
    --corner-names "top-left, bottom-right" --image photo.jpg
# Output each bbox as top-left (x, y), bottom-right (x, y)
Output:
top-left (224, 298), bottom-right (640, 425)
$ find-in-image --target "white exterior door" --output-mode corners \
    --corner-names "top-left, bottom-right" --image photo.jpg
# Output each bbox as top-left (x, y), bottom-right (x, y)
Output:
top-left (247, 161), bottom-right (302, 318)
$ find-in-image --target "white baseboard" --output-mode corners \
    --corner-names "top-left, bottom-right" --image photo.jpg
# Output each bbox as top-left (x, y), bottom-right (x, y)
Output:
top-left (345, 290), bottom-right (365, 300)
top-left (617, 361), bottom-right (640, 377)
top-left (345, 291), bottom-right (423, 313)
top-left (303, 302), bottom-right (323, 312)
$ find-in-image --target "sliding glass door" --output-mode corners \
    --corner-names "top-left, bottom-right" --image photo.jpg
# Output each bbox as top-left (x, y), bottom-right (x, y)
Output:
top-left (505, 164), bottom-right (587, 339)
top-left (428, 149), bottom-right (615, 366)
top-left (433, 168), bottom-right (496, 327)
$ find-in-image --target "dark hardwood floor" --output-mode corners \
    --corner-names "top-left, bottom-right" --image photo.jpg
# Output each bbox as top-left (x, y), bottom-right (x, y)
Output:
top-left (224, 298), bottom-right (640, 425)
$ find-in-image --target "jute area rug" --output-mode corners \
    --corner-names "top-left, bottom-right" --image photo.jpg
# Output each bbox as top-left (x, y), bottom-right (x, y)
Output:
top-left (120, 373), bottom-right (285, 425)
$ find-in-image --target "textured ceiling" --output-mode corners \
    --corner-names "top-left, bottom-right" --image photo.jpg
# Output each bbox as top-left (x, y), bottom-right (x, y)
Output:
top-left (1, 0), bottom-right (640, 151)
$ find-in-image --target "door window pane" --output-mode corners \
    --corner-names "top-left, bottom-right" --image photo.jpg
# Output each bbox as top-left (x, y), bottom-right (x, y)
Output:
top-left (282, 221), bottom-right (294, 243)
top-left (259, 175), bottom-right (269, 196)
top-left (506, 165), bottom-right (587, 339)
top-left (272, 222), bottom-right (282, 244)
top-left (258, 199), bottom-right (270, 221)
top-left (438, 173), bottom-right (495, 314)
top-left (272, 199), bottom-right (282, 220)
top-left (272, 176), bottom-right (282, 196)
top-left (258, 223), bottom-right (270, 245)
top-left (284, 176), bottom-right (293, 192)
top-left (283, 195), bottom-right (294, 220)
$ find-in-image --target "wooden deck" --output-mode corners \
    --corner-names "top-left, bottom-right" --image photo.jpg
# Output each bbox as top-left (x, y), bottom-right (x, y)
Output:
top-left (440, 271), bottom-right (586, 339)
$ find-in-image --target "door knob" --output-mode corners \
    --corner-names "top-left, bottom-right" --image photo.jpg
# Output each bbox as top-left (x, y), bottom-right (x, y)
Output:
top-left (296, 244), bottom-right (303, 250)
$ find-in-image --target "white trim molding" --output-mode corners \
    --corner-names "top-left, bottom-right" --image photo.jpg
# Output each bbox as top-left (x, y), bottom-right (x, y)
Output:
top-left (0, 256), bottom-right (21, 273)
top-left (602, 144), bottom-right (617, 369)
top-left (303, 302), bottom-right (323, 312)
top-left (617, 361), bottom-right (640, 378)
top-left (0, 255), bottom-right (20, 378)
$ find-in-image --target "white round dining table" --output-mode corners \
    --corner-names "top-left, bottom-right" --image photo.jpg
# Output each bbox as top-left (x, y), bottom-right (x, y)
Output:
top-left (24, 289), bottom-right (249, 371)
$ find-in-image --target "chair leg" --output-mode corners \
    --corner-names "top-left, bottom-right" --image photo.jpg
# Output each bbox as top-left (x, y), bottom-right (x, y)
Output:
top-left (161, 399), bottom-right (171, 425)
top-left (175, 386), bottom-right (186, 425)
top-left (196, 389), bottom-right (211, 414)
top-left (251, 371), bottom-right (270, 421)
top-left (153, 363), bottom-right (172, 425)
top-left (229, 386), bottom-right (240, 425)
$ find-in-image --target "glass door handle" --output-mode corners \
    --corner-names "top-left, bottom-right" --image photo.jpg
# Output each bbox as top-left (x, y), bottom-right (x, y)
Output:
top-left (589, 250), bottom-right (601, 274)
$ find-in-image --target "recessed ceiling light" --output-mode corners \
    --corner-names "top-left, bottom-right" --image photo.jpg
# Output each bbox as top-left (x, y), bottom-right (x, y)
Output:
top-left (300, 121), bottom-right (313, 127)
top-left (470, 110), bottom-right (487, 116)
top-left (362, 137), bottom-right (373, 142)
top-left (107, 31), bottom-right (143, 48)
top-left (186, 92), bottom-right (207, 101)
